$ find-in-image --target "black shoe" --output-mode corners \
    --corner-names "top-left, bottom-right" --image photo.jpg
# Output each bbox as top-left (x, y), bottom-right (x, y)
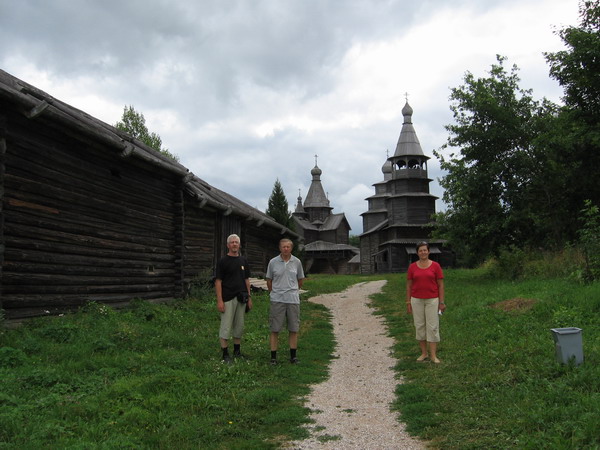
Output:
top-left (233, 352), bottom-right (248, 360)
top-left (290, 357), bottom-right (299, 364)
top-left (270, 358), bottom-right (278, 366)
top-left (222, 355), bottom-right (232, 364)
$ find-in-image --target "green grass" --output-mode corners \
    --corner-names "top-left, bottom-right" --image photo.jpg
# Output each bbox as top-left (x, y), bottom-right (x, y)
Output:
top-left (370, 268), bottom-right (600, 449)
top-left (0, 289), bottom-right (336, 449)
top-left (1, 270), bottom-right (599, 449)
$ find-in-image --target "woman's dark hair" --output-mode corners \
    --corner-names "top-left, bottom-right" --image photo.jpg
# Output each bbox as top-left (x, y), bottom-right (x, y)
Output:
top-left (416, 241), bottom-right (429, 251)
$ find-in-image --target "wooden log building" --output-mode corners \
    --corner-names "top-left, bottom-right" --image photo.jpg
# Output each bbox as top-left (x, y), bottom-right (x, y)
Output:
top-left (360, 101), bottom-right (454, 273)
top-left (0, 69), bottom-right (298, 321)
top-left (291, 160), bottom-right (358, 274)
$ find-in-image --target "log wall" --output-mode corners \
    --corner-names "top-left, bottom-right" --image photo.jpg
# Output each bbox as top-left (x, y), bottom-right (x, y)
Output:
top-left (1, 110), bottom-right (180, 319)
top-left (0, 69), bottom-right (299, 321)
top-left (244, 224), bottom-right (281, 275)
top-left (182, 199), bottom-right (218, 289)
top-left (0, 118), bottom-right (6, 315)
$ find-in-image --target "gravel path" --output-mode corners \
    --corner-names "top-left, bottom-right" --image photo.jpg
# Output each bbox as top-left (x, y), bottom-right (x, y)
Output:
top-left (285, 280), bottom-right (424, 449)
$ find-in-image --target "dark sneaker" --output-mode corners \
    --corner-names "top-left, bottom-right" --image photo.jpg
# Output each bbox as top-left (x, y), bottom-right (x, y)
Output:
top-left (233, 352), bottom-right (248, 360)
top-left (270, 358), bottom-right (278, 366)
top-left (290, 357), bottom-right (299, 364)
top-left (222, 355), bottom-right (233, 364)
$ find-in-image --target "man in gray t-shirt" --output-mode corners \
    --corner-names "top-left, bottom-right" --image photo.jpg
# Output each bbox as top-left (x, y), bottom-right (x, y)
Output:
top-left (266, 238), bottom-right (305, 365)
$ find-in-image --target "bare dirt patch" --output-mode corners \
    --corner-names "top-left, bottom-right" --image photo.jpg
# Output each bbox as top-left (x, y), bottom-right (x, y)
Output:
top-left (490, 297), bottom-right (537, 312)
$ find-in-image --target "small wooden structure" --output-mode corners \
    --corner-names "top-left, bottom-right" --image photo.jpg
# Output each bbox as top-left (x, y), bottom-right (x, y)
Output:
top-left (292, 161), bottom-right (358, 274)
top-left (0, 69), bottom-right (297, 321)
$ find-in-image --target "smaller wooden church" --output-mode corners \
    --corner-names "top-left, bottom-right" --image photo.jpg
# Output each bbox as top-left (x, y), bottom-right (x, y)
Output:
top-left (360, 101), bottom-right (453, 273)
top-left (292, 159), bottom-right (358, 274)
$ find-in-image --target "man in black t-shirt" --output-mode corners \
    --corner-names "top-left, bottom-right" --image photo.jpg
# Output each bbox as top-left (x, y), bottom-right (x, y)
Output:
top-left (215, 234), bottom-right (252, 363)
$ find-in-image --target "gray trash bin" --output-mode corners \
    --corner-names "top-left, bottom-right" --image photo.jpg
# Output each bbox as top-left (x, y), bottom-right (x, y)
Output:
top-left (551, 327), bottom-right (583, 365)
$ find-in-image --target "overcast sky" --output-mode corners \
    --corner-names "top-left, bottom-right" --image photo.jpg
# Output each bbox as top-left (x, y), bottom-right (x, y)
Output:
top-left (0, 0), bottom-right (580, 233)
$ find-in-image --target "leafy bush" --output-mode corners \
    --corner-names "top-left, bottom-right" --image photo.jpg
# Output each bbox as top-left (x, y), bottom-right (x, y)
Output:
top-left (0, 347), bottom-right (28, 368)
top-left (578, 199), bottom-right (600, 282)
top-left (522, 247), bottom-right (584, 279)
top-left (551, 305), bottom-right (585, 328)
top-left (482, 245), bottom-right (525, 280)
top-left (82, 301), bottom-right (115, 318)
top-left (185, 267), bottom-right (215, 299)
top-left (482, 247), bottom-right (584, 281)
top-left (128, 298), bottom-right (160, 322)
top-left (36, 322), bottom-right (80, 343)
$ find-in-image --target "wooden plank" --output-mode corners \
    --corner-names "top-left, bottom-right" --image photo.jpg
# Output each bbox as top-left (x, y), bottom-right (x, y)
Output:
top-left (5, 209), bottom-right (174, 248)
top-left (5, 175), bottom-right (175, 230)
top-left (4, 222), bottom-right (174, 254)
top-left (5, 237), bottom-right (175, 261)
top-left (3, 260), bottom-right (176, 277)
top-left (3, 281), bottom-right (174, 294)
top-left (0, 129), bottom-right (5, 313)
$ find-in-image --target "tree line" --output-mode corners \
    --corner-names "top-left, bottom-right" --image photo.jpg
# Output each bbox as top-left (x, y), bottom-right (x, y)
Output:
top-left (432, 0), bottom-right (600, 270)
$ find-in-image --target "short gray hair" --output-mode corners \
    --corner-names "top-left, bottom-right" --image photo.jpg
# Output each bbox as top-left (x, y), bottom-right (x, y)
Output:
top-left (227, 234), bottom-right (241, 244)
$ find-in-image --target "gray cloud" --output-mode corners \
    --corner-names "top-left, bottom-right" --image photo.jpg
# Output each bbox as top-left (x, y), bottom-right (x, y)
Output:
top-left (0, 0), bottom-right (578, 232)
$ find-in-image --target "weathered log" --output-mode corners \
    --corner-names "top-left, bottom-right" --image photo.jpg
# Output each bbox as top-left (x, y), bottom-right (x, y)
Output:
top-left (3, 281), bottom-right (174, 294)
top-left (5, 247), bottom-right (174, 268)
top-left (4, 176), bottom-right (176, 230)
top-left (7, 135), bottom-right (177, 202)
top-left (4, 222), bottom-right (174, 255)
top-left (3, 260), bottom-right (176, 277)
top-left (5, 208), bottom-right (174, 248)
top-left (5, 237), bottom-right (175, 261)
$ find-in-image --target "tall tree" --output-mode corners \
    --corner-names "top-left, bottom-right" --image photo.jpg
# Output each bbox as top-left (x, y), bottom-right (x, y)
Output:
top-left (115, 105), bottom-right (179, 162)
top-left (266, 179), bottom-right (293, 229)
top-left (546, 0), bottom-right (600, 117)
top-left (434, 1), bottom-right (600, 266)
top-left (433, 56), bottom-right (555, 266)
top-left (543, 0), bottom-right (600, 229)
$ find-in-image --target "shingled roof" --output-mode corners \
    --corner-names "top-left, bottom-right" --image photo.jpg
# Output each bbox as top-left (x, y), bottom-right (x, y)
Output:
top-left (393, 101), bottom-right (426, 158)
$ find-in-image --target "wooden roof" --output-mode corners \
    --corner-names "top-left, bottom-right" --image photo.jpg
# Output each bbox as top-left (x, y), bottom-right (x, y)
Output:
top-left (304, 240), bottom-right (359, 253)
top-left (393, 101), bottom-right (427, 158)
top-left (0, 69), bottom-right (298, 240)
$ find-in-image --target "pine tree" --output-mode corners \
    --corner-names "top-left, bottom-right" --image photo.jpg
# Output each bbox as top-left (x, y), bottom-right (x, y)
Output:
top-left (266, 179), bottom-right (292, 229)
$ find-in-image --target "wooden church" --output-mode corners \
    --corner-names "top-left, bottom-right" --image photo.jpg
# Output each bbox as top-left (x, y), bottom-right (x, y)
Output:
top-left (360, 101), bottom-right (453, 273)
top-left (292, 158), bottom-right (358, 274)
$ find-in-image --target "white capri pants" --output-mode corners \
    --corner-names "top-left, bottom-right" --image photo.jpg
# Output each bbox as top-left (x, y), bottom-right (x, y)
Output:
top-left (410, 297), bottom-right (440, 342)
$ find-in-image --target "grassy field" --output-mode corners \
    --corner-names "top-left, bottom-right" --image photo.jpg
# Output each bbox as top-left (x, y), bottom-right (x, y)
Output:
top-left (0, 276), bottom-right (367, 449)
top-left (1, 270), bottom-right (599, 448)
top-left (371, 268), bottom-right (600, 449)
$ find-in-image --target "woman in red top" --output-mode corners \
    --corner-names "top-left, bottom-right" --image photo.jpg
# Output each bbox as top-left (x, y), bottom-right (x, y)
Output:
top-left (406, 242), bottom-right (445, 364)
